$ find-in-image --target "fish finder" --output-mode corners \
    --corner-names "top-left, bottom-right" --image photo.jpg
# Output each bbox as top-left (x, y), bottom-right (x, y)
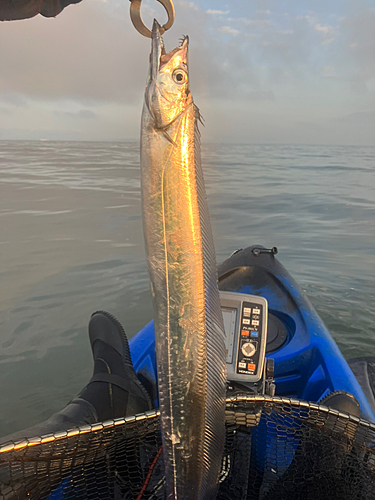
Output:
top-left (220, 291), bottom-right (268, 388)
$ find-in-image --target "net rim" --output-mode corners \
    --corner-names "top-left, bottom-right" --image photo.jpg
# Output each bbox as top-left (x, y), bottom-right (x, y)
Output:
top-left (1, 395), bottom-right (374, 455)
top-left (0, 409), bottom-right (161, 454)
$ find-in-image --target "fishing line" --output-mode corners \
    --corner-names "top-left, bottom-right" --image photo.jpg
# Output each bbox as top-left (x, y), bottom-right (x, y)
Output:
top-left (135, 445), bottom-right (163, 500)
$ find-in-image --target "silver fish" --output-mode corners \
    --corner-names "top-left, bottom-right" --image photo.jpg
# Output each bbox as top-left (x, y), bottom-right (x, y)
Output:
top-left (140, 20), bottom-right (227, 500)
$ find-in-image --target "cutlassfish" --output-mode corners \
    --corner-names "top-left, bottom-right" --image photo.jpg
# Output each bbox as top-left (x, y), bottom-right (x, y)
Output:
top-left (140, 20), bottom-right (227, 500)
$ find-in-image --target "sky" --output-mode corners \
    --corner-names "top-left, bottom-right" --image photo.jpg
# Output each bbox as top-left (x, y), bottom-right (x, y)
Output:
top-left (0, 0), bottom-right (375, 145)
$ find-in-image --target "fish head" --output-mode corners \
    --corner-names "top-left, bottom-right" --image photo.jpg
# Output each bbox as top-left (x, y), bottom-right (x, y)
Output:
top-left (146, 20), bottom-right (192, 129)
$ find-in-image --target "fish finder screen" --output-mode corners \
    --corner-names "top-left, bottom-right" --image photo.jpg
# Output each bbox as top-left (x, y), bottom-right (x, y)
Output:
top-left (222, 307), bottom-right (237, 364)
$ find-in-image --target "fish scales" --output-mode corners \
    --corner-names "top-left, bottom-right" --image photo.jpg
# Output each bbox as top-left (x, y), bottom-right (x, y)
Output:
top-left (140, 21), bottom-right (226, 500)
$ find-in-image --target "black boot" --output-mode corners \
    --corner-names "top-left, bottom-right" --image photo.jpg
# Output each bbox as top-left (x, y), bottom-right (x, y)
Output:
top-left (78, 311), bottom-right (153, 421)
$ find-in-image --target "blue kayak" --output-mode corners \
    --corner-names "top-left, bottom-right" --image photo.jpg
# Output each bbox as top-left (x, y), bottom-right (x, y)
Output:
top-left (130, 244), bottom-right (375, 422)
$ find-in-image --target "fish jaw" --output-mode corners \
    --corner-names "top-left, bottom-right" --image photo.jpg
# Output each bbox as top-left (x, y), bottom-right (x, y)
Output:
top-left (146, 20), bottom-right (192, 130)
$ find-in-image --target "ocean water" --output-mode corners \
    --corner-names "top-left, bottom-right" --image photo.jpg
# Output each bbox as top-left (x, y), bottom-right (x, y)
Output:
top-left (0, 140), bottom-right (374, 437)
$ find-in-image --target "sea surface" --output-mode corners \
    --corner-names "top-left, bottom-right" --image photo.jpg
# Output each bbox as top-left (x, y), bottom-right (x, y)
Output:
top-left (0, 141), bottom-right (374, 437)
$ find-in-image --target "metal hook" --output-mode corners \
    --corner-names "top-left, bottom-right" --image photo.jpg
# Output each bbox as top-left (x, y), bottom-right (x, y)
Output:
top-left (130, 0), bottom-right (175, 38)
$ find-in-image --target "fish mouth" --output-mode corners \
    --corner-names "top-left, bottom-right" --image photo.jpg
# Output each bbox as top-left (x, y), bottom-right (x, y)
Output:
top-left (147, 20), bottom-right (190, 128)
top-left (150, 20), bottom-right (165, 82)
top-left (150, 19), bottom-right (189, 80)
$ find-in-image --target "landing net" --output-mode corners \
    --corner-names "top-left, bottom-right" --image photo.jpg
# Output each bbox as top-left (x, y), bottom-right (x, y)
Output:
top-left (1, 396), bottom-right (374, 499)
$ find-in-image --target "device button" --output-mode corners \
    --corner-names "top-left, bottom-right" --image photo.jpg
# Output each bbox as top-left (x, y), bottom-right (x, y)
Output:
top-left (238, 362), bottom-right (246, 369)
top-left (253, 308), bottom-right (261, 315)
top-left (241, 342), bottom-right (256, 357)
top-left (247, 363), bottom-right (256, 371)
top-left (243, 307), bottom-right (251, 317)
top-left (251, 331), bottom-right (258, 337)
top-left (252, 320), bottom-right (259, 326)
top-left (241, 330), bottom-right (249, 336)
top-left (242, 318), bottom-right (250, 325)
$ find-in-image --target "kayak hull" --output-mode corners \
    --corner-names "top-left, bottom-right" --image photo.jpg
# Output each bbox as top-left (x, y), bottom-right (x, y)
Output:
top-left (130, 245), bottom-right (375, 422)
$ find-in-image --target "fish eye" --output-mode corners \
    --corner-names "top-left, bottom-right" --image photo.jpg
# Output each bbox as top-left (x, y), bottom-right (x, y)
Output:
top-left (172, 69), bottom-right (187, 85)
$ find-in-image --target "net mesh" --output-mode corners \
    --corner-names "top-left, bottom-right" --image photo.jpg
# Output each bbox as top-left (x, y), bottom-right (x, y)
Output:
top-left (1, 396), bottom-right (374, 500)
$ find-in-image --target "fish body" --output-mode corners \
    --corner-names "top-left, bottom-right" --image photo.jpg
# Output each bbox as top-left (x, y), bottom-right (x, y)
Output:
top-left (140, 21), bottom-right (227, 500)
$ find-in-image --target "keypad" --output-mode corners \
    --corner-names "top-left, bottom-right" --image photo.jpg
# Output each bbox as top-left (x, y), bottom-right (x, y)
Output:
top-left (237, 301), bottom-right (263, 376)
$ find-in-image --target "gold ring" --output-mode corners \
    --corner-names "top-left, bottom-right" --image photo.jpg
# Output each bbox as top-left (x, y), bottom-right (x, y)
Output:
top-left (130, 0), bottom-right (175, 38)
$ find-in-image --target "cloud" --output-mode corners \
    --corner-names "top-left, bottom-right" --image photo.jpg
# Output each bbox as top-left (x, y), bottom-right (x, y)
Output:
top-left (0, 107), bottom-right (12, 115)
top-left (344, 6), bottom-right (375, 76)
top-left (0, 93), bottom-right (29, 107)
top-left (176, 1), bottom-right (199, 12)
top-left (336, 110), bottom-right (375, 122)
top-left (1, 0), bottom-right (375, 145)
top-left (53, 109), bottom-right (98, 119)
top-left (218, 26), bottom-right (240, 36)
top-left (295, 14), bottom-right (317, 26)
top-left (237, 18), bottom-right (270, 26)
top-left (0, 0), bottom-right (263, 139)
top-left (0, 0), bottom-right (257, 108)
top-left (320, 65), bottom-right (338, 78)
top-left (247, 90), bottom-right (275, 101)
top-left (0, 3), bottom-right (150, 104)
top-left (314, 23), bottom-right (335, 44)
top-left (206, 10), bottom-right (229, 15)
